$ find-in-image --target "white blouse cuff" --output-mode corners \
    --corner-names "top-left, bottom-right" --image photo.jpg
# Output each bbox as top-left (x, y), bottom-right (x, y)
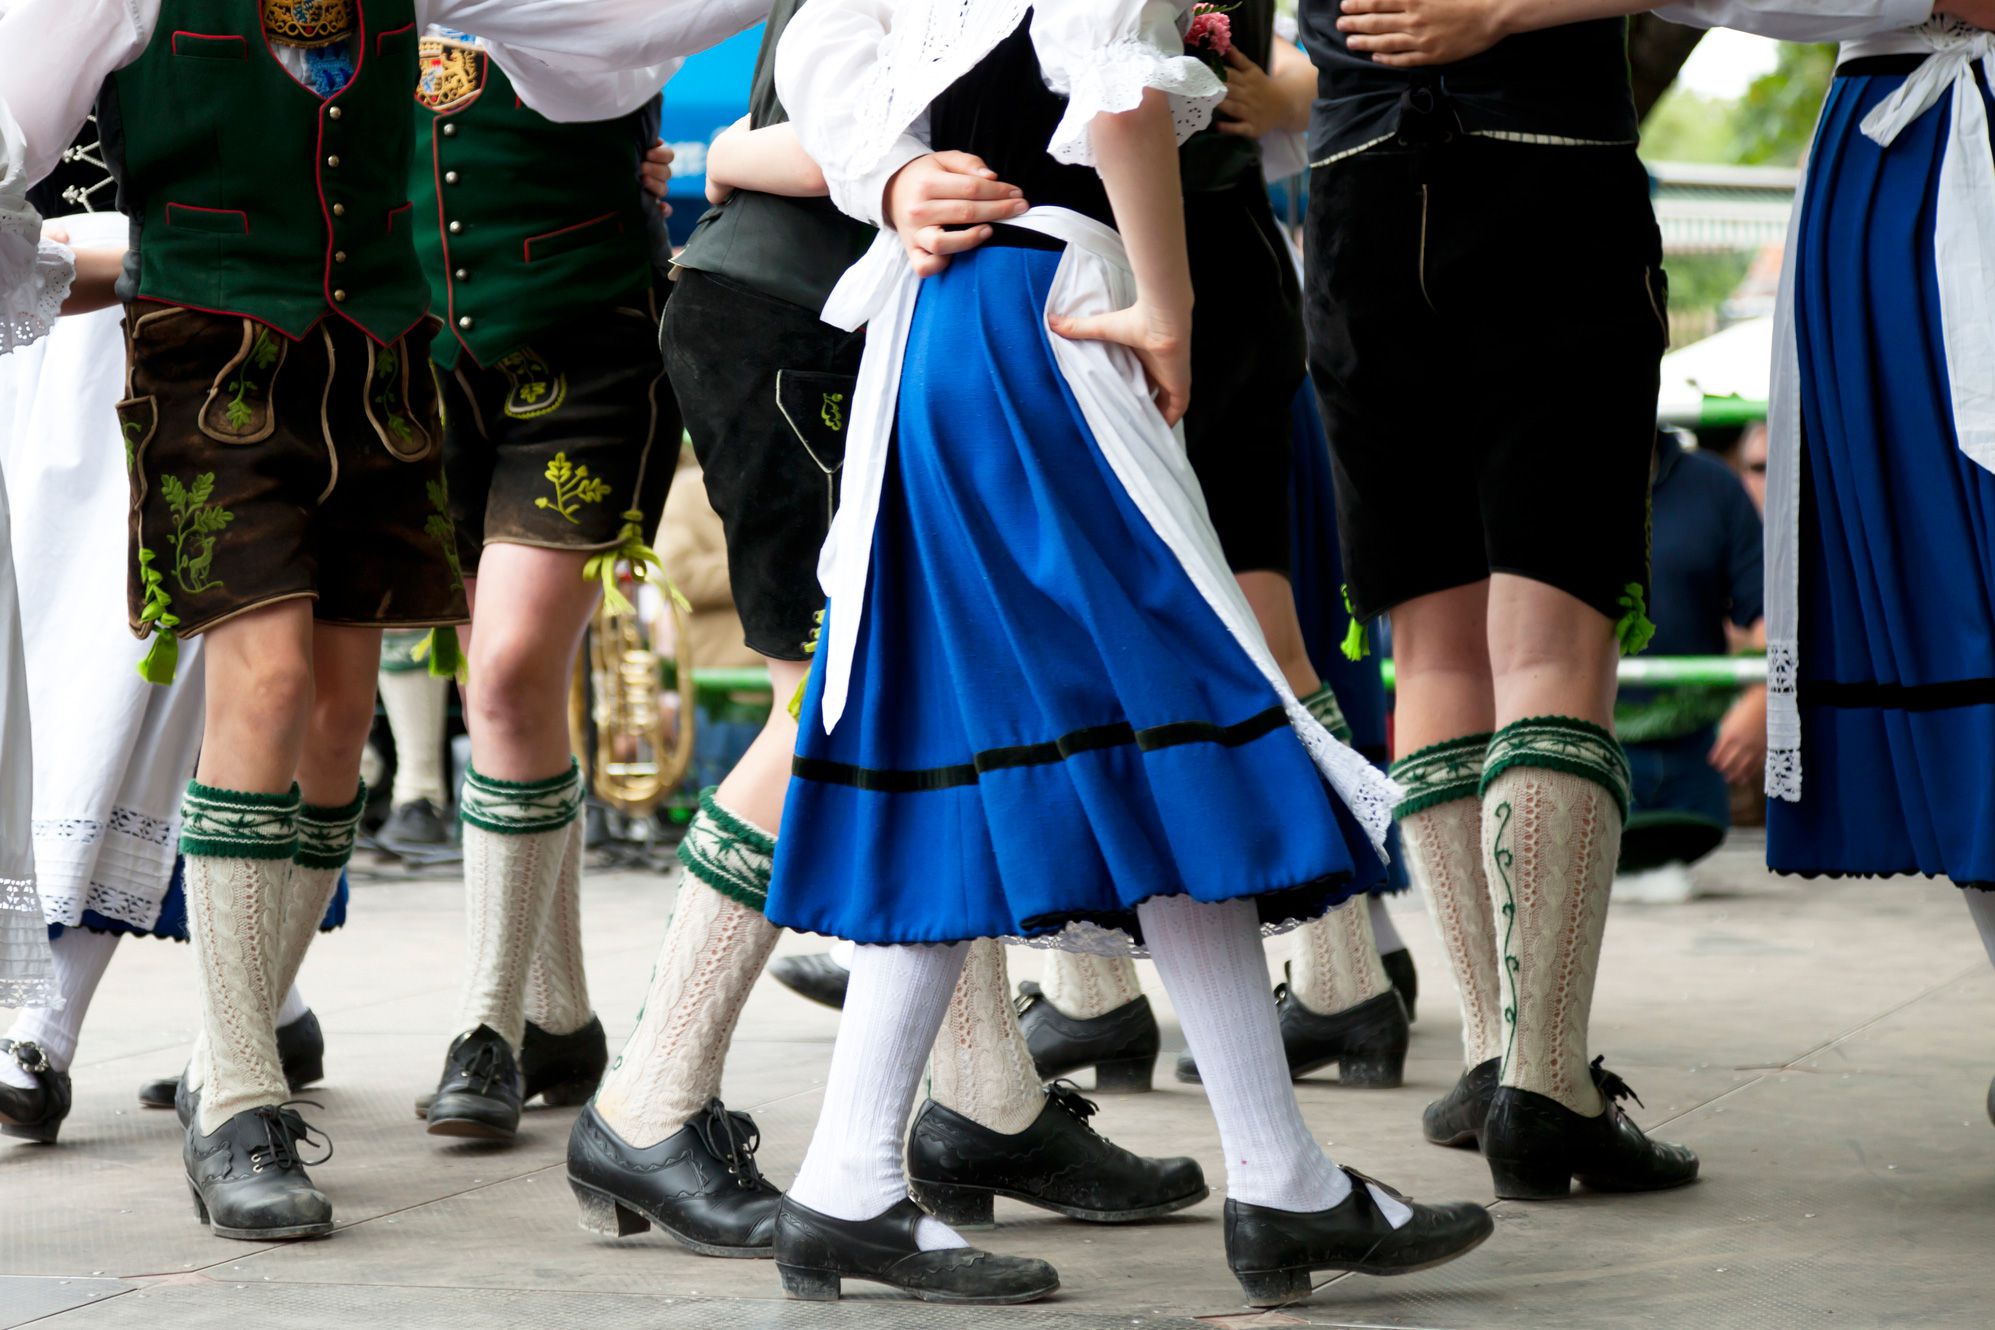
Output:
top-left (0, 204), bottom-right (72, 356)
top-left (1047, 42), bottom-right (1224, 167)
top-left (830, 133), bottom-right (931, 231)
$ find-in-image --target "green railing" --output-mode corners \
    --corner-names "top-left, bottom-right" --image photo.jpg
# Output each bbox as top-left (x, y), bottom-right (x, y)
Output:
top-left (691, 655), bottom-right (1769, 706)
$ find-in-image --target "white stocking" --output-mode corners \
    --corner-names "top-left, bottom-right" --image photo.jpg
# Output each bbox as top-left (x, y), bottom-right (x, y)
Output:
top-left (3, 928), bottom-right (119, 1085)
top-left (1139, 894), bottom-right (1410, 1224)
top-left (787, 941), bottom-right (971, 1251)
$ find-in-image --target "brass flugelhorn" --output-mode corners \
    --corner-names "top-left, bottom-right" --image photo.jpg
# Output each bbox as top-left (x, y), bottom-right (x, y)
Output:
top-left (568, 567), bottom-right (697, 820)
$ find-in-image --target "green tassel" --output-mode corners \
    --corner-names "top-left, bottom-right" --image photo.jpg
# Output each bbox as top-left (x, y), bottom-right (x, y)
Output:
top-left (1339, 584), bottom-right (1370, 663)
top-left (786, 676), bottom-right (808, 722)
top-left (134, 548), bottom-right (181, 686)
top-left (1614, 582), bottom-right (1656, 657)
top-left (410, 626), bottom-right (468, 683)
top-left (137, 630), bottom-right (179, 686)
top-left (582, 508), bottom-right (684, 619)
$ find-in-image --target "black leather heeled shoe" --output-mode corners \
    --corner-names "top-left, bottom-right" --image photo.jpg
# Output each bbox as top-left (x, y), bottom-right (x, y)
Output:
top-left (907, 1081), bottom-right (1206, 1225)
top-left (1016, 981), bottom-right (1159, 1092)
top-left (774, 1196), bottom-right (1060, 1304)
top-left (0, 1040), bottom-right (72, 1144)
top-left (425, 1025), bottom-right (524, 1141)
top-left (769, 953), bottom-right (851, 1010)
top-left (1178, 986), bottom-right (1409, 1088)
top-left (139, 1009), bottom-right (326, 1111)
top-left (1225, 1168), bottom-right (1494, 1306)
top-left (1381, 948), bottom-right (1418, 1024)
top-left (567, 1099), bottom-right (782, 1257)
top-left (184, 1102), bottom-right (335, 1241)
top-left (1423, 1058), bottom-right (1499, 1149)
top-left (412, 1016), bottom-right (607, 1118)
top-left (1480, 1058), bottom-right (1699, 1200)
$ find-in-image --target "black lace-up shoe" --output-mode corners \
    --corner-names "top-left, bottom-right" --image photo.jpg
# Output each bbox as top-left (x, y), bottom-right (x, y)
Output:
top-left (0, 1040), bottom-right (72, 1144)
top-left (568, 1099), bottom-right (782, 1257)
top-left (1015, 981), bottom-right (1159, 1092)
top-left (774, 1195), bottom-right (1060, 1304)
top-left (1423, 1058), bottom-right (1499, 1149)
top-left (1381, 948), bottom-right (1418, 1023)
top-left (184, 1102), bottom-right (335, 1240)
top-left (1481, 1058), bottom-right (1699, 1200)
top-left (770, 953), bottom-right (851, 1010)
top-left (1225, 1168), bottom-right (1494, 1306)
top-left (412, 1016), bottom-right (607, 1118)
top-left (1178, 986), bottom-right (1408, 1088)
top-left (907, 1081), bottom-right (1207, 1225)
top-left (140, 1009), bottom-right (327, 1111)
top-left (425, 1025), bottom-right (524, 1141)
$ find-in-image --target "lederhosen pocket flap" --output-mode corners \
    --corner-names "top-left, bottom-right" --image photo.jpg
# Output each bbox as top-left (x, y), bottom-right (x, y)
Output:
top-left (365, 337), bottom-right (438, 461)
top-left (775, 370), bottom-right (857, 478)
top-left (198, 322), bottom-right (288, 444)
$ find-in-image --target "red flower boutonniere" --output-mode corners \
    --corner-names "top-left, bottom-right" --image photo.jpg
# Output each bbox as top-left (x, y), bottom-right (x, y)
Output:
top-left (1186, 3), bottom-right (1237, 81)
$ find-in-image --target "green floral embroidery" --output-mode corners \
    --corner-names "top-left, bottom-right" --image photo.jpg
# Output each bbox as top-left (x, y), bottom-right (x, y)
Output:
top-left (158, 472), bottom-right (232, 595)
top-left (223, 328), bottom-right (282, 433)
top-left (1491, 798), bottom-right (1520, 1072)
top-left (374, 346), bottom-right (414, 444)
top-left (536, 452), bottom-right (612, 525)
top-left (424, 475), bottom-right (464, 595)
top-left (123, 417), bottom-right (143, 471)
top-left (820, 392), bottom-right (845, 432)
top-left (496, 348), bottom-right (566, 419)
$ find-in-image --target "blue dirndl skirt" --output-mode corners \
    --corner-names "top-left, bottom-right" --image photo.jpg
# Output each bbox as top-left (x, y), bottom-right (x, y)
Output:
top-left (1772, 65), bottom-right (1995, 887)
top-left (48, 860), bottom-right (350, 941)
top-left (1286, 384), bottom-right (1408, 895)
top-left (766, 245), bottom-right (1384, 947)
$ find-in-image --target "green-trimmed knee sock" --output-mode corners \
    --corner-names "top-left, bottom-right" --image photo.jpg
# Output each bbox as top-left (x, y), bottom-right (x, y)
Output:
top-left (1299, 682), bottom-right (1352, 744)
top-left (595, 787), bottom-right (780, 1146)
top-left (1393, 734), bottom-right (1503, 1070)
top-left (455, 762), bottom-right (581, 1050)
top-left (180, 780), bottom-right (300, 1135)
top-left (1480, 717), bottom-right (1630, 1116)
top-left (271, 782), bottom-right (366, 1009)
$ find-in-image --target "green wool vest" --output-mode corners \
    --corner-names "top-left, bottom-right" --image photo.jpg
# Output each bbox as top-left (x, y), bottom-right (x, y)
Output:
top-left (410, 54), bottom-right (654, 371)
top-left (109, 0), bottom-right (429, 344)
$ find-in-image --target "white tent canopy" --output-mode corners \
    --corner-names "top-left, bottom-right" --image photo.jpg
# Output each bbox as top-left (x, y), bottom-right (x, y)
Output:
top-left (1656, 315), bottom-right (1773, 427)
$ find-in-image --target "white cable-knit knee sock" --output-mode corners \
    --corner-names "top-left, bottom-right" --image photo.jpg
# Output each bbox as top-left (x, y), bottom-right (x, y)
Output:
top-left (787, 942), bottom-right (971, 1251)
top-left (1040, 948), bottom-right (1143, 1019)
top-left (526, 815), bottom-right (594, 1036)
top-left (928, 939), bottom-right (1044, 1134)
top-left (1288, 900), bottom-right (1393, 1015)
top-left (1138, 894), bottom-right (1408, 1225)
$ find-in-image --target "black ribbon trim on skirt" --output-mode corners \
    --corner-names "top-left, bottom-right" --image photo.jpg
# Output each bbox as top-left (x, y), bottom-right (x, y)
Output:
top-left (793, 704), bottom-right (1292, 793)
top-left (1802, 677), bottom-right (1995, 712)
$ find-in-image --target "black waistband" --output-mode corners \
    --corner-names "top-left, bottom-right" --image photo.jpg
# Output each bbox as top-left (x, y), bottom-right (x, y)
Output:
top-left (983, 223), bottom-right (1068, 254)
top-left (1837, 54), bottom-right (1932, 78)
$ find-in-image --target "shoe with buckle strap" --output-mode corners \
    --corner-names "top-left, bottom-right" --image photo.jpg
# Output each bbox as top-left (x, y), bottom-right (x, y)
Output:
top-left (1225, 1167), bottom-right (1494, 1306)
top-left (567, 1098), bottom-right (782, 1257)
top-left (1480, 1057), bottom-right (1700, 1200)
top-left (184, 1101), bottom-right (335, 1240)
top-left (907, 1080), bottom-right (1206, 1225)
top-left (425, 1025), bottom-right (524, 1142)
top-left (0, 1039), bottom-right (73, 1144)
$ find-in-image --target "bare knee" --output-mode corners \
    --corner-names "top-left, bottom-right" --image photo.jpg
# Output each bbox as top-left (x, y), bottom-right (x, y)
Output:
top-left (221, 648), bottom-right (315, 738)
top-left (467, 631), bottom-right (567, 738)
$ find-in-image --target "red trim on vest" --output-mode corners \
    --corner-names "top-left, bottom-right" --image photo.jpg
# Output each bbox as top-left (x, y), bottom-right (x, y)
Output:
top-left (375, 21), bottom-right (415, 52)
top-left (523, 213), bottom-right (622, 264)
top-left (310, 4), bottom-right (382, 343)
top-left (164, 202), bottom-right (250, 232)
top-left (170, 31), bottom-right (248, 57)
top-left (386, 201), bottom-right (413, 234)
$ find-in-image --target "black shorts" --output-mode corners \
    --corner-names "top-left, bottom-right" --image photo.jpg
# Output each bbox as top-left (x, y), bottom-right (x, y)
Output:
top-left (662, 267), bottom-right (862, 661)
top-left (441, 295), bottom-right (677, 577)
top-left (1305, 137), bottom-right (1666, 622)
top-left (1184, 180), bottom-right (1305, 576)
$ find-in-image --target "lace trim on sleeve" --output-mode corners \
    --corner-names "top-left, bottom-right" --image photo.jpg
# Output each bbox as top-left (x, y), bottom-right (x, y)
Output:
top-left (1046, 38), bottom-right (1225, 166)
top-left (0, 216), bottom-right (72, 356)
